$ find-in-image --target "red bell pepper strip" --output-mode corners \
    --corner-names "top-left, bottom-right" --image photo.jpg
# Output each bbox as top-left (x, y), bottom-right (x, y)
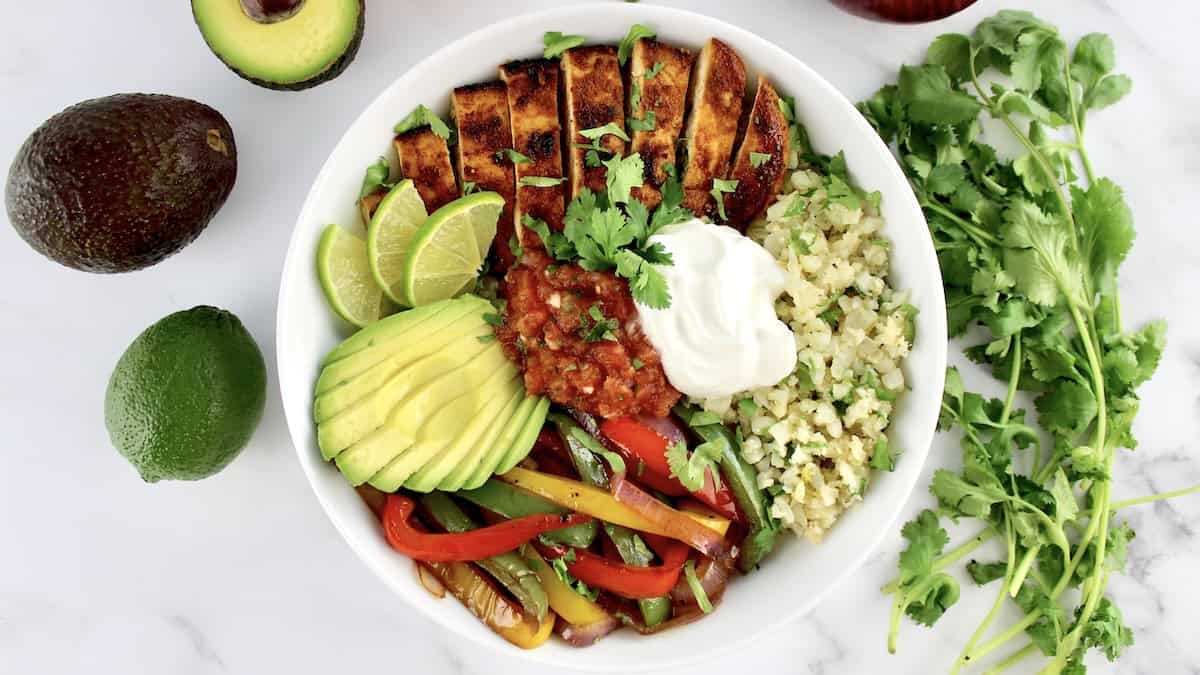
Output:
top-left (536, 537), bottom-right (690, 600)
top-left (600, 417), bottom-right (743, 521)
top-left (382, 494), bottom-right (591, 562)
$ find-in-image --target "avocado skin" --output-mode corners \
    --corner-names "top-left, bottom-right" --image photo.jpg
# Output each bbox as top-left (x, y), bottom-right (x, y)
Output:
top-left (194, 0), bottom-right (365, 91)
top-left (5, 94), bottom-right (237, 273)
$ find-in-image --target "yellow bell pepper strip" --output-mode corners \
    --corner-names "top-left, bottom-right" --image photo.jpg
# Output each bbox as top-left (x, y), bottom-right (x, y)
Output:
top-left (417, 558), bottom-right (556, 649)
top-left (523, 548), bottom-right (615, 628)
top-left (497, 467), bottom-right (730, 549)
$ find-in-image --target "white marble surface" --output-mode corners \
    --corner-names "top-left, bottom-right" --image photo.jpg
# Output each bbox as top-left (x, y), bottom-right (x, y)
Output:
top-left (2, 0), bottom-right (1198, 673)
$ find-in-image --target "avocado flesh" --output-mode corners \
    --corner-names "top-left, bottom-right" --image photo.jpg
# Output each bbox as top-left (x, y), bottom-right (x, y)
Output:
top-left (491, 397), bottom-right (552, 480)
top-left (364, 344), bottom-right (517, 491)
top-left (333, 339), bottom-right (512, 482)
top-left (403, 370), bottom-right (523, 493)
top-left (423, 386), bottom-right (524, 492)
top-left (315, 296), bottom-right (483, 395)
top-left (191, 0), bottom-right (364, 90)
top-left (313, 306), bottom-right (484, 423)
top-left (320, 298), bottom-right (449, 367)
top-left (318, 324), bottom-right (492, 461)
top-left (461, 394), bottom-right (540, 490)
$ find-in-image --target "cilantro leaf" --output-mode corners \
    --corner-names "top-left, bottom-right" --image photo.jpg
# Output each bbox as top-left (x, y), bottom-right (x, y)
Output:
top-left (603, 153), bottom-right (645, 205)
top-left (394, 104), bottom-right (452, 140)
top-left (897, 64), bottom-right (981, 125)
top-left (628, 110), bottom-right (657, 132)
top-left (358, 156), bottom-right (392, 199)
top-left (710, 178), bottom-right (738, 221)
top-left (665, 439), bottom-right (721, 491)
top-left (749, 152), bottom-right (772, 168)
top-left (645, 61), bottom-right (665, 79)
top-left (579, 122), bottom-right (631, 143)
top-left (543, 31), bottom-right (585, 59)
top-left (966, 560), bottom-right (1008, 585)
top-left (871, 436), bottom-right (899, 472)
top-left (617, 24), bottom-right (656, 65)
top-left (496, 148), bottom-right (533, 165)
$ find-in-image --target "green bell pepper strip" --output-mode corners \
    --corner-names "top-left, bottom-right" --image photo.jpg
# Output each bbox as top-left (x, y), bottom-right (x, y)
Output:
top-left (457, 479), bottom-right (599, 548)
top-left (681, 414), bottom-right (778, 573)
top-left (551, 413), bottom-right (672, 627)
top-left (419, 492), bottom-right (550, 621)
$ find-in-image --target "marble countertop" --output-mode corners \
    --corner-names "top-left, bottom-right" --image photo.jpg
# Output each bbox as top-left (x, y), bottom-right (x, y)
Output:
top-left (2, 0), bottom-right (1197, 673)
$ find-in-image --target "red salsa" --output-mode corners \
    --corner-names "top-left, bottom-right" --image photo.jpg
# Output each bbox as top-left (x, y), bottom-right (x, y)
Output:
top-left (497, 247), bottom-right (681, 419)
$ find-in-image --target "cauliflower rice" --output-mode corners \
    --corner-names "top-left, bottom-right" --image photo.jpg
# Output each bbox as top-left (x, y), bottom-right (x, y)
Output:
top-left (695, 164), bottom-right (912, 543)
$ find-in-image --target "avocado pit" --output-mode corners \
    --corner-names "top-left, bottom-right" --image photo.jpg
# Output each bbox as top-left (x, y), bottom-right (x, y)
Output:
top-left (239, 0), bottom-right (304, 23)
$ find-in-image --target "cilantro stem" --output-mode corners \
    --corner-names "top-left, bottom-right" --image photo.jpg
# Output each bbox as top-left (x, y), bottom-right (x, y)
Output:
top-left (1111, 483), bottom-right (1200, 510)
top-left (984, 642), bottom-right (1039, 675)
top-left (1063, 55), bottom-right (1098, 186)
top-left (921, 198), bottom-right (999, 246)
top-left (999, 336), bottom-right (1022, 424)
top-left (951, 512), bottom-right (1017, 675)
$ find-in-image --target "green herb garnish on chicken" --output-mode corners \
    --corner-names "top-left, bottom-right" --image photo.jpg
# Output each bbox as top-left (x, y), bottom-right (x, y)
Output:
top-left (860, 10), bottom-right (1197, 674)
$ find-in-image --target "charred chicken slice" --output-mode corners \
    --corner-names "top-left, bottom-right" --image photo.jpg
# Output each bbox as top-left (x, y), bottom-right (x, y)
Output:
top-left (393, 127), bottom-right (458, 212)
top-left (627, 40), bottom-right (694, 210)
top-left (358, 190), bottom-right (386, 227)
top-left (561, 46), bottom-right (626, 198)
top-left (451, 81), bottom-right (517, 270)
top-left (723, 76), bottom-right (791, 228)
top-left (680, 38), bottom-right (746, 217)
top-left (500, 58), bottom-right (566, 248)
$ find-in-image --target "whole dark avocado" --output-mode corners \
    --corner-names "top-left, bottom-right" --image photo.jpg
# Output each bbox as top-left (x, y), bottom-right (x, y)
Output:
top-left (192, 0), bottom-right (365, 91)
top-left (5, 94), bottom-right (237, 273)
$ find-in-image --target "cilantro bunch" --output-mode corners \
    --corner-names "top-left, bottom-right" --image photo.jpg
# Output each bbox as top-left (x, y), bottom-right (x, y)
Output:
top-left (859, 11), bottom-right (1198, 673)
top-left (522, 140), bottom-right (692, 309)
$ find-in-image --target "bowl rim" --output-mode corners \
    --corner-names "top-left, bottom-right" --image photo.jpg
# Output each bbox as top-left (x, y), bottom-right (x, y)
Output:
top-left (276, 3), bottom-right (947, 670)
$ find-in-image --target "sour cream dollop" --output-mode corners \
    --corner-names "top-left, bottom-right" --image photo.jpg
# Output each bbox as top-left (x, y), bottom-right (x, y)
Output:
top-left (636, 219), bottom-right (796, 399)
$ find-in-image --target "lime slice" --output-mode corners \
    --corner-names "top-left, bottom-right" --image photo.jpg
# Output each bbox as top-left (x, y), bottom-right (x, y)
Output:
top-left (366, 180), bottom-right (429, 306)
top-left (401, 191), bottom-right (504, 307)
top-left (317, 224), bottom-right (397, 328)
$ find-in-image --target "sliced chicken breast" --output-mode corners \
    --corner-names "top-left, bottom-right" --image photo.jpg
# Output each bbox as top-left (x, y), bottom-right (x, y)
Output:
top-left (561, 46), bottom-right (626, 199)
top-left (500, 58), bottom-right (566, 248)
top-left (627, 40), bottom-right (694, 210)
top-left (451, 81), bottom-right (517, 270)
top-left (723, 76), bottom-right (791, 228)
top-left (680, 38), bottom-right (746, 217)
top-left (393, 127), bottom-right (458, 213)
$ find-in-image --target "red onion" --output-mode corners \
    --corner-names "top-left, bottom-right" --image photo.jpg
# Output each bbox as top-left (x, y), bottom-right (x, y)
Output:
top-left (633, 414), bottom-right (686, 446)
top-left (610, 473), bottom-right (724, 557)
top-left (415, 562), bottom-right (447, 599)
top-left (557, 614), bottom-right (621, 647)
top-left (670, 556), bottom-right (732, 610)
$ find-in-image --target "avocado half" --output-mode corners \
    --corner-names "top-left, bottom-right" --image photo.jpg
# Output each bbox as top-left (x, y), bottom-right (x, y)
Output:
top-left (192, 0), bottom-right (365, 91)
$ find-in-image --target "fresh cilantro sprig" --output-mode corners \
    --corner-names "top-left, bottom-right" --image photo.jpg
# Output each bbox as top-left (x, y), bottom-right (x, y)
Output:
top-left (522, 153), bottom-right (690, 309)
top-left (393, 104), bottom-right (452, 140)
top-left (860, 11), bottom-right (1192, 674)
top-left (710, 179), bottom-right (738, 221)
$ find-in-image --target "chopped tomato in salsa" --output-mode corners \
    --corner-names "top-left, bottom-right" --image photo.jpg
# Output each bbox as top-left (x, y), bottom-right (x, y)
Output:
top-left (497, 247), bottom-right (681, 419)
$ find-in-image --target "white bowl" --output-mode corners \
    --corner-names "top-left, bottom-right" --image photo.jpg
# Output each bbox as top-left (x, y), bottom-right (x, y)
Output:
top-left (277, 3), bottom-right (946, 671)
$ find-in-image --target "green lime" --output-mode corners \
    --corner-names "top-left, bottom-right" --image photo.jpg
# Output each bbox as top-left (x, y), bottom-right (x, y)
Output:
top-left (317, 223), bottom-right (396, 327)
top-left (401, 191), bottom-right (503, 307)
top-left (104, 306), bottom-right (267, 482)
top-left (367, 179), bottom-right (428, 305)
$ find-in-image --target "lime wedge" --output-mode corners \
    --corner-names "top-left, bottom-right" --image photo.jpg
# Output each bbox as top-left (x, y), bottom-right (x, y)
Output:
top-left (367, 180), bottom-right (428, 306)
top-left (401, 192), bottom-right (504, 307)
top-left (317, 224), bottom-right (397, 328)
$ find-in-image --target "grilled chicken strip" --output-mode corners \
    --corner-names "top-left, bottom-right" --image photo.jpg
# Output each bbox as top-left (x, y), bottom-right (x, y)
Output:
top-left (627, 40), bottom-right (694, 210)
top-left (680, 38), bottom-right (746, 217)
top-left (357, 190), bottom-right (386, 227)
top-left (723, 76), bottom-right (791, 228)
top-left (451, 81), bottom-right (517, 270)
top-left (393, 127), bottom-right (458, 212)
top-left (562, 46), bottom-right (626, 198)
top-left (500, 58), bottom-right (566, 249)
